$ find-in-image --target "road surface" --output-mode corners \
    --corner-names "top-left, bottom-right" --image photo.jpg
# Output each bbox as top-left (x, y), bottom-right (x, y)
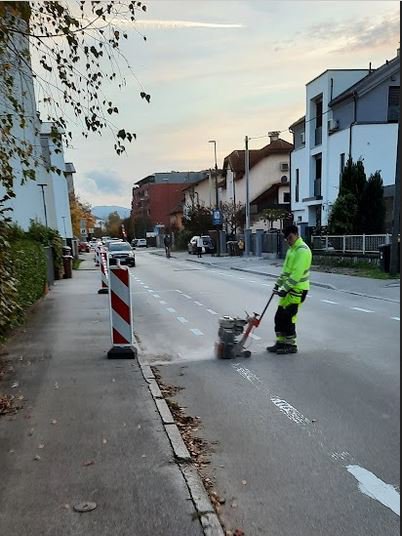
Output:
top-left (131, 251), bottom-right (400, 536)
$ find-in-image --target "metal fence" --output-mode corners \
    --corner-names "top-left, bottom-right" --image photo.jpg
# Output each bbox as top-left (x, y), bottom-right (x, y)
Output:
top-left (312, 234), bottom-right (391, 254)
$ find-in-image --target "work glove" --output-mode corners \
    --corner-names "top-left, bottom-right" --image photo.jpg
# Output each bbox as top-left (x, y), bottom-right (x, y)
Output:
top-left (274, 287), bottom-right (288, 298)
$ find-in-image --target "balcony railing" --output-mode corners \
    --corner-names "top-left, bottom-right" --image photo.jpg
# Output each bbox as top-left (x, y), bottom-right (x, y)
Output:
top-left (314, 179), bottom-right (322, 197)
top-left (314, 126), bottom-right (322, 146)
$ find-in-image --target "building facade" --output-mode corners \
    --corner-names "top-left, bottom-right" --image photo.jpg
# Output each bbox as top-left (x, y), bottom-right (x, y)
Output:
top-left (290, 52), bottom-right (399, 235)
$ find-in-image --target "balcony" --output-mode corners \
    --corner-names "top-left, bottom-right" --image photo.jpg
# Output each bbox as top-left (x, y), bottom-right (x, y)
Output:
top-left (314, 178), bottom-right (322, 197)
top-left (314, 126), bottom-right (322, 146)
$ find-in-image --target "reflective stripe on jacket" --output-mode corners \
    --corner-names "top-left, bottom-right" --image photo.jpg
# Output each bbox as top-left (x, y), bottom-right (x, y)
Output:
top-left (276, 237), bottom-right (312, 292)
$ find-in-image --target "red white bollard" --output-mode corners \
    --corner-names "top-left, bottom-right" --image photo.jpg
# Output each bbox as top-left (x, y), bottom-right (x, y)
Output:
top-left (107, 264), bottom-right (136, 359)
top-left (98, 249), bottom-right (109, 294)
top-left (95, 245), bottom-right (100, 266)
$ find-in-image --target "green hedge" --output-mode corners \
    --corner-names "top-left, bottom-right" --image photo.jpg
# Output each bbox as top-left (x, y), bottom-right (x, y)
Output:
top-left (0, 239), bottom-right (47, 339)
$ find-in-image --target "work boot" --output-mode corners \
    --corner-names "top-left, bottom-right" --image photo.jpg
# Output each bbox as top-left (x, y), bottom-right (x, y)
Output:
top-left (266, 342), bottom-right (284, 353)
top-left (276, 345), bottom-right (298, 355)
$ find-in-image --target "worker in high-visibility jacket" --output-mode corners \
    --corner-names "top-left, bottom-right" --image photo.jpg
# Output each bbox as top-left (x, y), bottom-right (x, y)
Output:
top-left (267, 225), bottom-right (312, 355)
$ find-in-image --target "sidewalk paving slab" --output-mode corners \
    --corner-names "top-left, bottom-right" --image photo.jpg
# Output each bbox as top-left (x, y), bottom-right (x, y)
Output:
top-left (0, 270), bottom-right (206, 536)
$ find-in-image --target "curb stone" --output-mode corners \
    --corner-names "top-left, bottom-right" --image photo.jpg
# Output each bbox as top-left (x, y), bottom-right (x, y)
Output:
top-left (137, 356), bottom-right (225, 536)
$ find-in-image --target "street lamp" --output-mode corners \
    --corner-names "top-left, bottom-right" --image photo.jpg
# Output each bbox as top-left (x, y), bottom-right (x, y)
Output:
top-left (37, 183), bottom-right (48, 229)
top-left (208, 140), bottom-right (219, 207)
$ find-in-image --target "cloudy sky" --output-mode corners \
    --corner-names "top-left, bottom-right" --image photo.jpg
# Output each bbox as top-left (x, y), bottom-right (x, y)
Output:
top-left (65, 0), bottom-right (400, 208)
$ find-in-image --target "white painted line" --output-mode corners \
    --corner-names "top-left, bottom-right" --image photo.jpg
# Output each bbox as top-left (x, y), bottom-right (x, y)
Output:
top-left (352, 307), bottom-right (374, 313)
top-left (249, 333), bottom-right (262, 341)
top-left (347, 465), bottom-right (400, 517)
top-left (147, 289), bottom-right (154, 293)
top-left (166, 307), bottom-right (176, 313)
top-left (182, 294), bottom-right (192, 299)
top-left (238, 277), bottom-right (245, 280)
top-left (153, 294), bottom-right (160, 298)
top-left (175, 289), bottom-right (183, 294)
top-left (391, 317), bottom-right (400, 321)
top-left (262, 283), bottom-right (272, 287)
top-left (321, 299), bottom-right (338, 305)
top-left (159, 300), bottom-right (167, 305)
top-left (177, 317), bottom-right (189, 324)
top-left (207, 309), bottom-right (218, 315)
top-left (218, 272), bottom-right (226, 276)
top-left (190, 328), bottom-right (204, 336)
top-left (194, 301), bottom-right (204, 306)
top-left (248, 280), bottom-right (257, 283)
top-left (144, 286), bottom-right (150, 289)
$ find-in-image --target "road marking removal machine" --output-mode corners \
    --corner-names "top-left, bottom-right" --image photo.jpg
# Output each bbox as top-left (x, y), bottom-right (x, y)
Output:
top-left (215, 293), bottom-right (275, 359)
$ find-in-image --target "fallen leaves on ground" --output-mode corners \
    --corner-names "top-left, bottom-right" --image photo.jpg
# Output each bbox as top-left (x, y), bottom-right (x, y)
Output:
top-left (0, 394), bottom-right (22, 416)
top-left (152, 366), bottom-right (227, 517)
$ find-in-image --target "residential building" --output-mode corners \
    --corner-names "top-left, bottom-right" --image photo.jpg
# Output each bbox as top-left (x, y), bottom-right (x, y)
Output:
top-left (183, 173), bottom-right (216, 208)
top-left (131, 171), bottom-right (208, 231)
top-left (0, 4), bottom-right (73, 239)
top-left (289, 52), bottom-right (399, 235)
top-left (220, 133), bottom-right (293, 230)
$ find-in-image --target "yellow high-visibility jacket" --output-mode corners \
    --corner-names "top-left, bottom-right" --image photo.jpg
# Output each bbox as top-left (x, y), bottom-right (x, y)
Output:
top-left (276, 237), bottom-right (312, 293)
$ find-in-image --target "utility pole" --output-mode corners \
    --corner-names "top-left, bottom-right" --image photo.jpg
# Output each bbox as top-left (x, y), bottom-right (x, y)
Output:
top-left (209, 140), bottom-right (218, 207)
top-left (390, 120), bottom-right (400, 276)
top-left (37, 183), bottom-right (48, 229)
top-left (244, 135), bottom-right (251, 256)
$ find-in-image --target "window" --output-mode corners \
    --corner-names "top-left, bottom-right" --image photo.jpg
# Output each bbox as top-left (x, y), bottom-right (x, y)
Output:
top-left (314, 156), bottom-right (322, 197)
top-left (316, 99), bottom-right (323, 128)
top-left (295, 169), bottom-right (300, 202)
top-left (388, 86), bottom-right (400, 122)
top-left (283, 192), bottom-right (291, 203)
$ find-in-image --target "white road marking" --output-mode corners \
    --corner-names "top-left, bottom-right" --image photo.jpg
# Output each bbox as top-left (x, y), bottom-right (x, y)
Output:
top-left (159, 300), bottom-right (167, 305)
top-left (218, 272), bottom-right (226, 276)
top-left (144, 286), bottom-right (150, 289)
top-left (153, 294), bottom-right (160, 298)
top-left (194, 301), bottom-right (204, 306)
top-left (166, 307), bottom-right (176, 313)
top-left (147, 289), bottom-right (154, 293)
top-left (391, 317), bottom-right (400, 321)
top-left (262, 283), bottom-right (272, 287)
top-left (248, 280), bottom-right (257, 283)
top-left (232, 364), bottom-right (401, 517)
top-left (207, 309), bottom-right (218, 315)
top-left (238, 277), bottom-right (245, 280)
top-left (175, 289), bottom-right (183, 294)
top-left (182, 294), bottom-right (192, 299)
top-left (347, 465), bottom-right (400, 517)
top-left (321, 299), bottom-right (338, 305)
top-left (190, 328), bottom-right (204, 336)
top-left (352, 307), bottom-right (374, 313)
top-left (177, 316), bottom-right (189, 324)
top-left (249, 333), bottom-right (262, 341)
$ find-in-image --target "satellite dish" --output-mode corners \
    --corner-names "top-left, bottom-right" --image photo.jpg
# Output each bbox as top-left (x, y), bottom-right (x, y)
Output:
top-left (281, 175), bottom-right (288, 184)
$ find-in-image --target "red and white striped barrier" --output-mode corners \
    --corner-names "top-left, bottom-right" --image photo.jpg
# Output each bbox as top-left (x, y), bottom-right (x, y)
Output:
top-left (107, 264), bottom-right (136, 359)
top-left (95, 245), bottom-right (101, 266)
top-left (97, 249), bottom-right (109, 294)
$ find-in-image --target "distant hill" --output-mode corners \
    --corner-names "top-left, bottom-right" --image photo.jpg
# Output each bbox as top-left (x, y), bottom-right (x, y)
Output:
top-left (91, 206), bottom-right (130, 220)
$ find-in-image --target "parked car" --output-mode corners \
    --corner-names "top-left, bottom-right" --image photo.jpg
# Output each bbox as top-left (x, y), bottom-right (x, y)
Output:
top-left (107, 241), bottom-right (136, 267)
top-left (132, 238), bottom-right (147, 248)
top-left (79, 241), bottom-right (90, 253)
top-left (188, 235), bottom-right (215, 254)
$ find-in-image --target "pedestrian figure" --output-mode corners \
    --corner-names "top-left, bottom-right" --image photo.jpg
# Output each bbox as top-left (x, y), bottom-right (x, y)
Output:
top-left (164, 234), bottom-right (171, 258)
top-left (196, 235), bottom-right (203, 258)
top-left (267, 225), bottom-right (312, 355)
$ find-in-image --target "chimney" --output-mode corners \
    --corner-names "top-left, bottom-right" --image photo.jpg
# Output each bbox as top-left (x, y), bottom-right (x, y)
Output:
top-left (268, 131), bottom-right (280, 143)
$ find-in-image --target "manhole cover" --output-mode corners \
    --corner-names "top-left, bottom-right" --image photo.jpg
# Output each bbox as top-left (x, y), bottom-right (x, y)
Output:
top-left (73, 502), bottom-right (97, 513)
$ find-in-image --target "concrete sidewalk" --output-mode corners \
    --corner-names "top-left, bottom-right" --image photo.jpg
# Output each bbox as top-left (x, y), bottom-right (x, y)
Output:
top-left (153, 250), bottom-right (400, 303)
top-left (0, 270), bottom-right (206, 535)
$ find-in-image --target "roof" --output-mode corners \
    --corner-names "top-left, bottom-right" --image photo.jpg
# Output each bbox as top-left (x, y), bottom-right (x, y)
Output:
top-left (306, 68), bottom-right (369, 87)
top-left (329, 55), bottom-right (399, 106)
top-left (289, 115), bottom-right (305, 131)
top-left (223, 138), bottom-right (293, 180)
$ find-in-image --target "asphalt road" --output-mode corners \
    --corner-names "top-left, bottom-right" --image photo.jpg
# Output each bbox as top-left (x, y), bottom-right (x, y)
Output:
top-left (132, 251), bottom-right (400, 536)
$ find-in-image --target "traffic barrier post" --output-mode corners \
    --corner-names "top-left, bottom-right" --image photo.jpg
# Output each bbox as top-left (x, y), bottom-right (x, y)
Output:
top-left (98, 249), bottom-right (109, 294)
